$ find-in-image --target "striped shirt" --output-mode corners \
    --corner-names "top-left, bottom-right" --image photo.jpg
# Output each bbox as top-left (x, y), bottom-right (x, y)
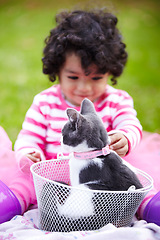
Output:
top-left (14, 84), bottom-right (142, 160)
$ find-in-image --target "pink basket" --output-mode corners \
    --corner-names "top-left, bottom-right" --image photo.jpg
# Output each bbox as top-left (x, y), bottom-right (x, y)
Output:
top-left (31, 158), bottom-right (153, 232)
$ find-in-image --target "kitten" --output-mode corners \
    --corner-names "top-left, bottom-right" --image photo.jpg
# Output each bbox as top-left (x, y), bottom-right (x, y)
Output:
top-left (40, 98), bottom-right (143, 232)
top-left (62, 98), bottom-right (142, 191)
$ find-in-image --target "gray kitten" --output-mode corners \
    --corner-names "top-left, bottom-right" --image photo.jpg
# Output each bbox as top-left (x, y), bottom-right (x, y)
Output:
top-left (62, 98), bottom-right (142, 191)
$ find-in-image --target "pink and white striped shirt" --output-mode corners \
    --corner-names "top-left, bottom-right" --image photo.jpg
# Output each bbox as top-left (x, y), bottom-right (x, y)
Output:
top-left (14, 84), bottom-right (142, 160)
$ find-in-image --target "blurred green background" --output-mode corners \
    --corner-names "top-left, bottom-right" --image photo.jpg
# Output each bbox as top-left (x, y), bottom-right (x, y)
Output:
top-left (0, 0), bottom-right (160, 145)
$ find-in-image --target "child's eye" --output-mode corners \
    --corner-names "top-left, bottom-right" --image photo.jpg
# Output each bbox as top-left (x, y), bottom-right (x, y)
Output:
top-left (68, 76), bottom-right (78, 80)
top-left (92, 77), bottom-right (102, 81)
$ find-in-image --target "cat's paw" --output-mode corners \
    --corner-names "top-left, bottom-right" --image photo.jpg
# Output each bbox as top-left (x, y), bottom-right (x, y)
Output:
top-left (57, 185), bottom-right (94, 218)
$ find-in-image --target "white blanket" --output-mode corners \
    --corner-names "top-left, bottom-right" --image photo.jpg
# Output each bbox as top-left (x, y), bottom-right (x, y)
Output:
top-left (0, 209), bottom-right (160, 240)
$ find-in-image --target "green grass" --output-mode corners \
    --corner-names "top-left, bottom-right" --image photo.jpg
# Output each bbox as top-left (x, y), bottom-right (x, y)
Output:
top-left (0, 0), bottom-right (160, 144)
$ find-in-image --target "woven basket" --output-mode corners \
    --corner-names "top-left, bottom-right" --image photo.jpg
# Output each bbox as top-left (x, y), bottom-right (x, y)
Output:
top-left (30, 158), bottom-right (153, 232)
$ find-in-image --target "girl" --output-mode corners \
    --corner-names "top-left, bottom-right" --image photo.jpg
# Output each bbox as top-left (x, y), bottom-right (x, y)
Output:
top-left (15, 9), bottom-right (140, 162)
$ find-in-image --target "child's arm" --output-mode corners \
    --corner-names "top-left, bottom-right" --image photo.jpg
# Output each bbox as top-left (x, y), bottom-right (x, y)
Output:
top-left (106, 88), bottom-right (142, 156)
top-left (26, 152), bottom-right (42, 162)
top-left (109, 132), bottom-right (128, 157)
top-left (14, 94), bottom-right (47, 162)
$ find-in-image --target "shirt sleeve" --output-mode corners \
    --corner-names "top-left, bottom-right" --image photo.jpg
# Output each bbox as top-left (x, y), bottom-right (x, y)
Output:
top-left (14, 93), bottom-right (48, 161)
top-left (107, 90), bottom-right (142, 154)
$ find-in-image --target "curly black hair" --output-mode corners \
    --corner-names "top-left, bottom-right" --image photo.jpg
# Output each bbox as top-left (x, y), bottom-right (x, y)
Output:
top-left (42, 8), bottom-right (128, 85)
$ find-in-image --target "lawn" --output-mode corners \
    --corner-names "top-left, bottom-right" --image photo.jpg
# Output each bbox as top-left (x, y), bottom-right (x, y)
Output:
top-left (0, 0), bottom-right (160, 145)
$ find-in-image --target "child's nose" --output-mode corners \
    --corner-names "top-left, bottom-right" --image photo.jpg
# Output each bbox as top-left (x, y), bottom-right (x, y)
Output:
top-left (78, 81), bottom-right (91, 92)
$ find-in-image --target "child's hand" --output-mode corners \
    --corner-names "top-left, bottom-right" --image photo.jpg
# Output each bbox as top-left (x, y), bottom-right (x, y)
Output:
top-left (109, 133), bottom-right (129, 157)
top-left (26, 152), bottom-right (41, 163)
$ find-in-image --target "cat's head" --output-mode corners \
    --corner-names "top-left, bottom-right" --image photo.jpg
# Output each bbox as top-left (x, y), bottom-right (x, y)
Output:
top-left (61, 98), bottom-right (109, 153)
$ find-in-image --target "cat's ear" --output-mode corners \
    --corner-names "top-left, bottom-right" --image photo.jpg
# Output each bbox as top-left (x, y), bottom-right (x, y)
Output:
top-left (80, 98), bottom-right (96, 115)
top-left (66, 108), bottom-right (80, 128)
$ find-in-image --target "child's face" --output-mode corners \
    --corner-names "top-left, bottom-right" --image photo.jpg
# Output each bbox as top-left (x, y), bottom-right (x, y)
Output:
top-left (59, 53), bottom-right (109, 106)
